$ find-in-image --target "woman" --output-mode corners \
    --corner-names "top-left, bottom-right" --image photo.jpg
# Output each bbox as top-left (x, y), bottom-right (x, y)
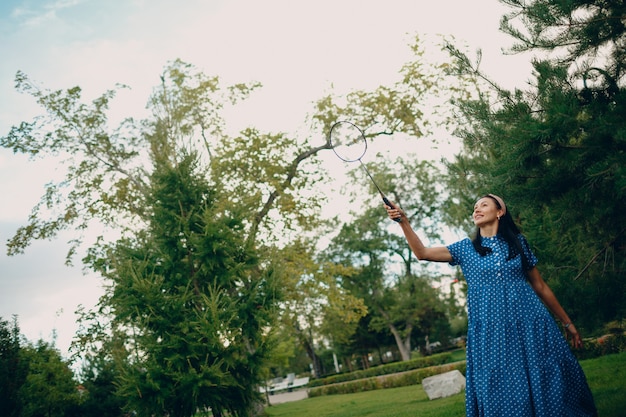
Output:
top-left (385, 194), bottom-right (596, 416)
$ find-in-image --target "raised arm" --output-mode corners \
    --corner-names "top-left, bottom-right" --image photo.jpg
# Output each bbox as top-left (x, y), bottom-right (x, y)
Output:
top-left (385, 203), bottom-right (453, 263)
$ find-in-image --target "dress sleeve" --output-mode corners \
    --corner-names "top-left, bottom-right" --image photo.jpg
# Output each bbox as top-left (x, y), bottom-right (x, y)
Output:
top-left (518, 234), bottom-right (539, 268)
top-left (446, 238), bottom-right (469, 267)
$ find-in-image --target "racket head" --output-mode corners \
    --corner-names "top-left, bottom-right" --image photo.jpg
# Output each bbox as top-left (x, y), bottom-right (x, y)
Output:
top-left (329, 121), bottom-right (367, 162)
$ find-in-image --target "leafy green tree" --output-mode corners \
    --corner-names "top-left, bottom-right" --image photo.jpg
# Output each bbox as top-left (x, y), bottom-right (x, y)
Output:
top-left (19, 340), bottom-right (80, 417)
top-left (2, 34), bottom-right (469, 413)
top-left (324, 199), bottom-right (450, 361)
top-left (76, 355), bottom-right (124, 417)
top-left (443, 0), bottom-right (626, 330)
top-left (2, 57), bottom-right (370, 415)
top-left (85, 153), bottom-right (279, 417)
top-left (254, 36), bottom-right (464, 376)
top-left (0, 316), bottom-right (28, 417)
top-left (279, 53), bottom-right (438, 374)
top-left (269, 240), bottom-right (367, 378)
top-left (339, 313), bottom-right (396, 370)
top-left (306, 36), bottom-right (472, 364)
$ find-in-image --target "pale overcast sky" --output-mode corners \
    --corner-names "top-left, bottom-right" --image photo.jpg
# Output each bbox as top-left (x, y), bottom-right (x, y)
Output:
top-left (0, 0), bottom-right (533, 358)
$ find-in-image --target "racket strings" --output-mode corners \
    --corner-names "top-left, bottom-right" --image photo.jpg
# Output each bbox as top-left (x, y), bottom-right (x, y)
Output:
top-left (330, 121), bottom-right (368, 162)
top-left (328, 121), bottom-right (401, 221)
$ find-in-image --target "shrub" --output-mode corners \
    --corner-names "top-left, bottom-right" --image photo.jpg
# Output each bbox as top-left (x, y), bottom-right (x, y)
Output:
top-left (308, 362), bottom-right (466, 397)
top-left (574, 333), bottom-right (626, 360)
top-left (307, 352), bottom-right (455, 388)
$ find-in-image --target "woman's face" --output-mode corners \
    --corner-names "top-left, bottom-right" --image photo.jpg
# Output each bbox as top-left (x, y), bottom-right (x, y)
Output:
top-left (472, 197), bottom-right (502, 227)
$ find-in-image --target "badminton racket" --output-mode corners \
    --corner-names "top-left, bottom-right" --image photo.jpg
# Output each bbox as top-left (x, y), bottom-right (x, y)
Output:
top-left (329, 121), bottom-right (401, 222)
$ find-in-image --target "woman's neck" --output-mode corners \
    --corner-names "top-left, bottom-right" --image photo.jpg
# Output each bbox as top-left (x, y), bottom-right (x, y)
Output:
top-left (480, 224), bottom-right (499, 238)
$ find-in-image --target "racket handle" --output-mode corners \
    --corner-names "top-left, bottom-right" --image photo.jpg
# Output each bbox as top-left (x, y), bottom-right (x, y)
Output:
top-left (383, 197), bottom-right (402, 223)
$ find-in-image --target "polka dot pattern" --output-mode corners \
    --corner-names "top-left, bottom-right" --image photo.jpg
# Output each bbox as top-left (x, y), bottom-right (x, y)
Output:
top-left (447, 235), bottom-right (597, 416)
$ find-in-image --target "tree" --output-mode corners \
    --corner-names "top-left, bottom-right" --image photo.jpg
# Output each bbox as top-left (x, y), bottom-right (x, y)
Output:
top-left (2, 34), bottom-right (468, 413)
top-left (84, 153), bottom-right (280, 417)
top-left (324, 197), bottom-right (450, 362)
top-left (442, 0), bottom-right (626, 330)
top-left (269, 239), bottom-right (367, 378)
top-left (76, 355), bottom-right (125, 417)
top-left (18, 340), bottom-right (80, 417)
top-left (338, 313), bottom-right (396, 370)
top-left (256, 35), bottom-right (462, 376)
top-left (0, 316), bottom-right (28, 417)
top-left (304, 36), bottom-right (474, 363)
top-left (1, 59), bottom-right (333, 416)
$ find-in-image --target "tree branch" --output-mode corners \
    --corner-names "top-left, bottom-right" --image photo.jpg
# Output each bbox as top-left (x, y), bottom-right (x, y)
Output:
top-left (574, 227), bottom-right (626, 280)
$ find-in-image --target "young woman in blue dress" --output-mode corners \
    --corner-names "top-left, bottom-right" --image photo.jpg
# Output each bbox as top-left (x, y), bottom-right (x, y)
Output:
top-left (385, 194), bottom-right (596, 416)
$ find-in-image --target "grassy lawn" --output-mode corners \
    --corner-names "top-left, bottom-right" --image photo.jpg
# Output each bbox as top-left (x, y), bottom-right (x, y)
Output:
top-left (264, 351), bottom-right (626, 417)
top-left (584, 351), bottom-right (626, 416)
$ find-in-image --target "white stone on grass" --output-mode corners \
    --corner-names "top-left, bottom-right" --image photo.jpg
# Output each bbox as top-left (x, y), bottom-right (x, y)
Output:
top-left (421, 370), bottom-right (466, 400)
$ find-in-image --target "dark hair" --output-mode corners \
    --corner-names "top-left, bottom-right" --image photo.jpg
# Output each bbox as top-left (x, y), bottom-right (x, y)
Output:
top-left (471, 195), bottom-right (531, 274)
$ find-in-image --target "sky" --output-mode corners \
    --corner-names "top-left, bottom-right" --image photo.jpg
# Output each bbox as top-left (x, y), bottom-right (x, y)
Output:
top-left (0, 0), bottom-right (534, 360)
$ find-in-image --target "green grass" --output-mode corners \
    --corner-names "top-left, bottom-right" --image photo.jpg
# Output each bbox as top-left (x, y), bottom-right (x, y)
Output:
top-left (265, 351), bottom-right (626, 417)
top-left (448, 348), bottom-right (466, 362)
top-left (583, 351), bottom-right (626, 416)
top-left (265, 384), bottom-right (464, 417)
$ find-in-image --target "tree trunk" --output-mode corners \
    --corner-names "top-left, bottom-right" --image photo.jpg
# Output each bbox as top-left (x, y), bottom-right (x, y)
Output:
top-left (361, 354), bottom-right (370, 369)
top-left (295, 323), bottom-right (323, 378)
top-left (377, 307), bottom-right (413, 361)
top-left (251, 399), bottom-right (266, 417)
top-left (387, 323), bottom-right (411, 361)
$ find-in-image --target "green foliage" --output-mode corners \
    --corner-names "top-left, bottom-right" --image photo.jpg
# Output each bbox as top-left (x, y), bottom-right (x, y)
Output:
top-left (248, 35), bottom-right (466, 379)
top-left (0, 316), bottom-right (27, 417)
top-left (77, 355), bottom-right (125, 417)
top-left (18, 340), bottom-right (81, 417)
top-left (2, 74), bottom-right (145, 263)
top-left (443, 0), bottom-right (626, 331)
top-left (85, 153), bottom-right (279, 417)
top-left (334, 314), bottom-right (395, 369)
top-left (1, 317), bottom-right (95, 417)
top-left (308, 362), bottom-right (466, 397)
top-left (307, 352), bottom-right (454, 388)
top-left (265, 237), bottom-right (368, 379)
top-left (311, 50), bottom-right (465, 360)
top-left (500, 0), bottom-right (626, 72)
top-left (324, 200), bottom-right (451, 362)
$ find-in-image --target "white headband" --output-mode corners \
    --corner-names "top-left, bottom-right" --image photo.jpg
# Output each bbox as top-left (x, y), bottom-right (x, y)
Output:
top-left (487, 194), bottom-right (507, 215)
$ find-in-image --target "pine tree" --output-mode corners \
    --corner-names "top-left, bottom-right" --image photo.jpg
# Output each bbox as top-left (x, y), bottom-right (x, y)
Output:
top-left (445, 0), bottom-right (626, 330)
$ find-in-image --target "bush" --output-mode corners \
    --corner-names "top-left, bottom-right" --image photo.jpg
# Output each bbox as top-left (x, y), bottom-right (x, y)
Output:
top-left (574, 333), bottom-right (626, 360)
top-left (308, 362), bottom-right (466, 397)
top-left (307, 352), bottom-right (455, 388)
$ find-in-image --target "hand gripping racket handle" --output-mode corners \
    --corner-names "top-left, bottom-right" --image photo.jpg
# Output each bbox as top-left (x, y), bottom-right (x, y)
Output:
top-left (383, 197), bottom-right (402, 223)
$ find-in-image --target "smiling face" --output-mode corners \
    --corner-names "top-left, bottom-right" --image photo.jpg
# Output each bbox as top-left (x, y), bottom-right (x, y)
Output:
top-left (473, 196), bottom-right (503, 228)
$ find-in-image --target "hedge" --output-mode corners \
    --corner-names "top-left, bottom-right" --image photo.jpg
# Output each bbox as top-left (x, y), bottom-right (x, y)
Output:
top-left (307, 352), bottom-right (454, 388)
top-left (574, 333), bottom-right (626, 361)
top-left (308, 361), bottom-right (466, 397)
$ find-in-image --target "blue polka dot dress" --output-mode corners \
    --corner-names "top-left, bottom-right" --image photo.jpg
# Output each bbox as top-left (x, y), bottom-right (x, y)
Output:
top-left (447, 235), bottom-right (597, 417)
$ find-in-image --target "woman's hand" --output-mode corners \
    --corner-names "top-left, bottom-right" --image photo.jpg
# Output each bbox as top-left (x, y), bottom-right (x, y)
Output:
top-left (384, 202), bottom-right (405, 222)
top-left (566, 323), bottom-right (583, 349)
top-left (382, 202), bottom-right (453, 263)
